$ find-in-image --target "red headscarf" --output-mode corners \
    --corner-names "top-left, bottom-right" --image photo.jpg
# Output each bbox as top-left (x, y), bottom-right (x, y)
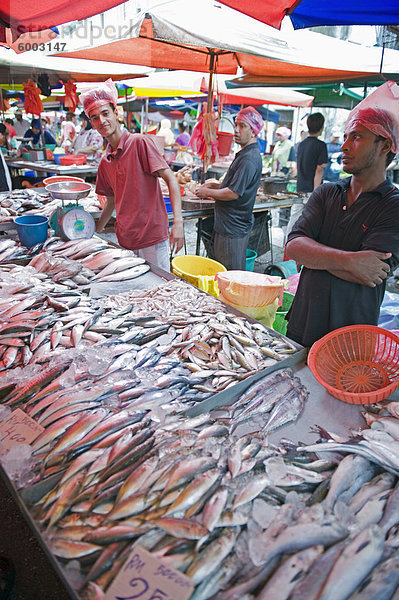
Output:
top-left (236, 107), bottom-right (263, 136)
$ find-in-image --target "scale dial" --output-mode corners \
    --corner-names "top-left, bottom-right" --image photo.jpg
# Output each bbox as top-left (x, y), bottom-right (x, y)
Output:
top-left (60, 208), bottom-right (95, 240)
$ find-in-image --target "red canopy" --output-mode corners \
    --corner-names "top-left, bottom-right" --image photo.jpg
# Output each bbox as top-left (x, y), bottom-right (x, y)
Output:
top-left (0, 0), bottom-right (126, 39)
top-left (217, 0), bottom-right (399, 30)
top-left (216, 1), bottom-right (296, 30)
top-left (53, 3), bottom-right (397, 86)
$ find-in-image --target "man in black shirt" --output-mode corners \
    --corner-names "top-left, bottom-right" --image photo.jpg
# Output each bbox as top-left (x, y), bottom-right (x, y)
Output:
top-left (296, 113), bottom-right (328, 193)
top-left (195, 107), bottom-right (263, 270)
top-left (287, 113), bottom-right (328, 236)
top-left (285, 106), bottom-right (399, 347)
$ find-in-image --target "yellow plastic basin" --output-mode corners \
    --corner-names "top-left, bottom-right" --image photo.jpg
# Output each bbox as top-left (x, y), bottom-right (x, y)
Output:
top-left (171, 255), bottom-right (226, 297)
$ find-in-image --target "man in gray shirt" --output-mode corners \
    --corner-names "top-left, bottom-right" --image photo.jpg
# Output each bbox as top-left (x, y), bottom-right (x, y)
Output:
top-left (195, 107), bottom-right (263, 270)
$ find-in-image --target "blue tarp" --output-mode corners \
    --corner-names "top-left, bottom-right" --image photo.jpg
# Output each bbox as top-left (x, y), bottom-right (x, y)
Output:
top-left (290, 0), bottom-right (399, 29)
top-left (378, 291), bottom-right (399, 331)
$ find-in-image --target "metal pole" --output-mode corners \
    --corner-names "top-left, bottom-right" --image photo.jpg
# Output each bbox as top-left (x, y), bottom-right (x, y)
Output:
top-left (0, 86), bottom-right (4, 119)
top-left (145, 97), bottom-right (149, 133)
top-left (141, 100), bottom-right (144, 133)
top-left (206, 52), bottom-right (216, 113)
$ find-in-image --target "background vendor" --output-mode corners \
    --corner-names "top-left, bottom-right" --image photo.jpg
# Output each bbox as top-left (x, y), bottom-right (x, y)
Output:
top-left (195, 106), bottom-right (263, 270)
top-left (22, 118), bottom-right (57, 148)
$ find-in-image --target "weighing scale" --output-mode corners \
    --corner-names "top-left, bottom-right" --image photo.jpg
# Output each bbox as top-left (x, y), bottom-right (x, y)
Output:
top-left (46, 181), bottom-right (96, 240)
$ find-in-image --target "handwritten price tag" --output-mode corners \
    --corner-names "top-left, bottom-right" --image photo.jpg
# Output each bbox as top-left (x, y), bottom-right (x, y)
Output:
top-left (104, 545), bottom-right (194, 600)
top-left (0, 408), bottom-right (44, 455)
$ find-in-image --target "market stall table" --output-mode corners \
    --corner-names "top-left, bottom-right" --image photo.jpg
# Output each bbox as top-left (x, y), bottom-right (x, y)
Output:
top-left (0, 235), bottom-right (393, 600)
top-left (172, 196), bottom-right (304, 259)
top-left (5, 159), bottom-right (98, 179)
top-left (0, 358), bottom-right (369, 600)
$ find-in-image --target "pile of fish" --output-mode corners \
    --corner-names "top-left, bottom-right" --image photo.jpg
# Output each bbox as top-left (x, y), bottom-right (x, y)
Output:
top-left (212, 368), bottom-right (308, 435)
top-left (0, 237), bottom-right (41, 263)
top-left (12, 388), bottom-right (399, 600)
top-left (96, 279), bottom-right (299, 393)
top-left (0, 188), bottom-right (103, 223)
top-left (0, 189), bottom-right (47, 221)
top-left (42, 237), bottom-right (150, 284)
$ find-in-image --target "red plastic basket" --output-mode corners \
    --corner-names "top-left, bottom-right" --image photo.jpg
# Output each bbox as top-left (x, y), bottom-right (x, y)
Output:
top-left (42, 176), bottom-right (84, 186)
top-left (308, 325), bottom-right (399, 404)
top-left (59, 154), bottom-right (87, 165)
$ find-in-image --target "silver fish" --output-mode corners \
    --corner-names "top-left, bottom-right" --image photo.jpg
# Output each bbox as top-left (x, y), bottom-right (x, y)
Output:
top-left (317, 525), bottom-right (385, 600)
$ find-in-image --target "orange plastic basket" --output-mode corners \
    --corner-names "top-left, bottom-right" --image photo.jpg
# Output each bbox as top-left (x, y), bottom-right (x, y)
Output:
top-left (308, 325), bottom-right (399, 404)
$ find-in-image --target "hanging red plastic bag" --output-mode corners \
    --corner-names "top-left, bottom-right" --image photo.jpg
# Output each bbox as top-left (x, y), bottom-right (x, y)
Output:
top-left (23, 79), bottom-right (43, 116)
top-left (64, 80), bottom-right (79, 112)
top-left (189, 107), bottom-right (219, 172)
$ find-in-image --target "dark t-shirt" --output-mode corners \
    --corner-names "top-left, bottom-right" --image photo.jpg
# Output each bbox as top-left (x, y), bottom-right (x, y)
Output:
top-left (0, 154), bottom-right (10, 192)
top-left (296, 136), bottom-right (328, 193)
top-left (286, 179), bottom-right (399, 347)
top-left (215, 142), bottom-right (262, 237)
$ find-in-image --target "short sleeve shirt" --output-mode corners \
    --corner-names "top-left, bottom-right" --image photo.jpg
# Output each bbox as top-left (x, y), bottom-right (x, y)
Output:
top-left (215, 142), bottom-right (262, 237)
top-left (286, 179), bottom-right (399, 347)
top-left (96, 131), bottom-right (169, 250)
top-left (296, 136), bottom-right (328, 193)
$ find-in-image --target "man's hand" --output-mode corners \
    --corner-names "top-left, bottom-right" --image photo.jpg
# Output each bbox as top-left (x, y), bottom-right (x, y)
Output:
top-left (169, 220), bottom-right (184, 254)
top-left (195, 183), bottom-right (216, 199)
top-left (330, 250), bottom-right (392, 287)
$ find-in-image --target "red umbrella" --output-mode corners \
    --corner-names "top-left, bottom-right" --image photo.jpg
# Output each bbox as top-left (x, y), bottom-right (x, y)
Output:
top-left (0, 0), bottom-right (127, 42)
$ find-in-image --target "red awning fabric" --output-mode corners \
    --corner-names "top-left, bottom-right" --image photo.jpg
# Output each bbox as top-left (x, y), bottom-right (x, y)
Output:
top-left (216, 1), bottom-right (297, 30)
top-left (56, 37), bottom-right (241, 74)
top-left (0, 0), bottom-right (127, 39)
top-left (217, 0), bottom-right (399, 30)
top-left (57, 42), bottom-right (376, 87)
top-left (53, 3), bottom-right (398, 86)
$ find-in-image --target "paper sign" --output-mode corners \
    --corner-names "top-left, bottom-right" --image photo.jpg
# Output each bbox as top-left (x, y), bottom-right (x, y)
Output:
top-left (0, 408), bottom-right (44, 455)
top-left (104, 545), bottom-right (194, 600)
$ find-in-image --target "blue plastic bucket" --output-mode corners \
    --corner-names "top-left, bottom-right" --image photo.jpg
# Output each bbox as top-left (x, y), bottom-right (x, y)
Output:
top-left (246, 249), bottom-right (257, 271)
top-left (265, 259), bottom-right (298, 278)
top-left (164, 196), bottom-right (173, 213)
top-left (14, 215), bottom-right (49, 248)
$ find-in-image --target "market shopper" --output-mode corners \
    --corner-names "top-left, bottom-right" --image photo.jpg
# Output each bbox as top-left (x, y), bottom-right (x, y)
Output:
top-left (285, 101), bottom-right (399, 348)
top-left (0, 124), bottom-right (13, 152)
top-left (22, 118), bottom-right (57, 147)
top-left (60, 112), bottom-right (76, 152)
top-left (194, 106), bottom-right (263, 270)
top-left (0, 146), bottom-right (12, 191)
top-left (72, 112), bottom-right (104, 161)
top-left (13, 111), bottom-right (30, 137)
top-left (174, 122), bottom-right (191, 147)
top-left (80, 79), bottom-right (184, 272)
top-left (323, 127), bottom-right (343, 182)
top-left (271, 127), bottom-right (294, 176)
top-left (156, 119), bottom-right (175, 147)
top-left (286, 113), bottom-right (328, 236)
top-left (271, 126), bottom-right (295, 234)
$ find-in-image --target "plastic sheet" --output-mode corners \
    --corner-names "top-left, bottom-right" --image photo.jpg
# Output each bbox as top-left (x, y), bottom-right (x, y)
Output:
top-left (378, 290), bottom-right (399, 331)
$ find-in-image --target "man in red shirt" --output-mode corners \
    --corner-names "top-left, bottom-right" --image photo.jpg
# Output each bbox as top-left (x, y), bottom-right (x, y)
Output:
top-left (80, 80), bottom-right (184, 271)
